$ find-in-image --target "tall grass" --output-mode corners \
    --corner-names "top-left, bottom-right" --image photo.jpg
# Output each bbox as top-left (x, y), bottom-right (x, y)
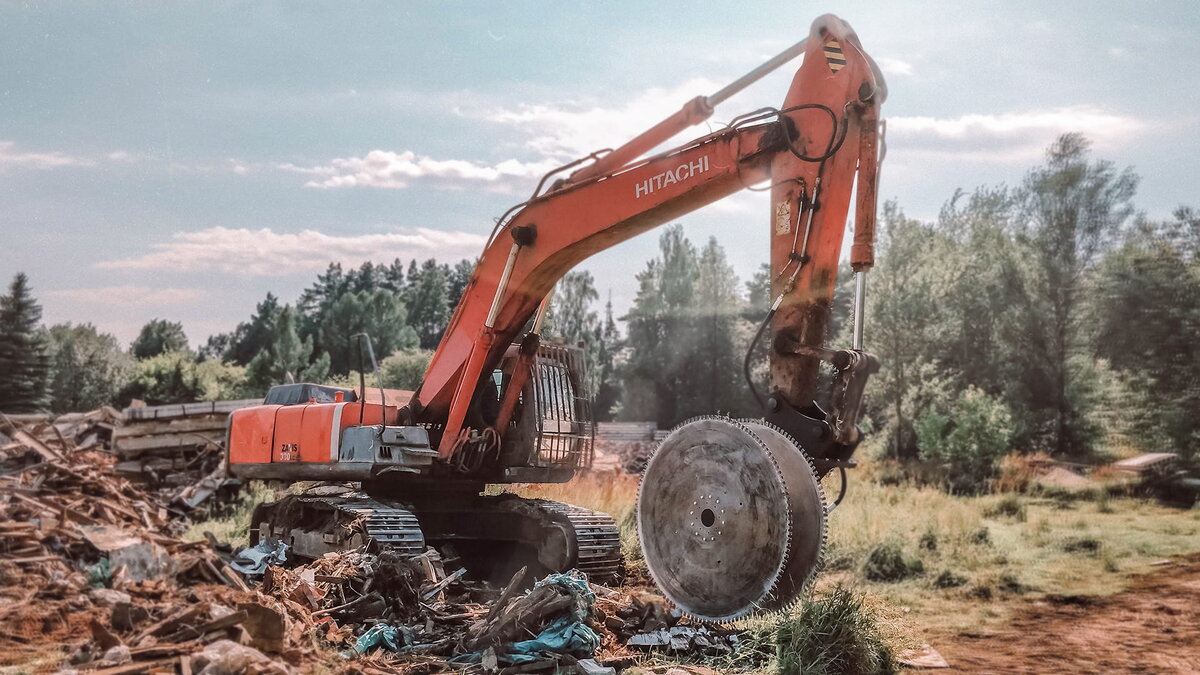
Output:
top-left (183, 481), bottom-right (280, 545)
top-left (775, 587), bottom-right (898, 675)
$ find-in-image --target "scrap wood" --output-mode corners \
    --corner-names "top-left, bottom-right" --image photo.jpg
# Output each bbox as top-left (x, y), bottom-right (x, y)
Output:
top-left (133, 604), bottom-right (210, 644)
top-left (86, 658), bottom-right (180, 675)
top-left (485, 566), bottom-right (528, 624)
top-left (159, 609), bottom-right (248, 643)
top-left (421, 567), bottom-right (468, 602)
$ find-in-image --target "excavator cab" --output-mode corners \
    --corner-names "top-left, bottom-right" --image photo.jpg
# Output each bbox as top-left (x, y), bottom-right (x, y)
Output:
top-left (495, 341), bottom-right (594, 477)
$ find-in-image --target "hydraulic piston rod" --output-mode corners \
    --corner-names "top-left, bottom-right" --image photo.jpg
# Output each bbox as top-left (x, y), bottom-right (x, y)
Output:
top-left (569, 37), bottom-right (811, 184)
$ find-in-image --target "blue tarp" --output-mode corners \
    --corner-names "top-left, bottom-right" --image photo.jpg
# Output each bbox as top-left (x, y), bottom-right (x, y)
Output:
top-left (454, 572), bottom-right (601, 665)
top-left (344, 571), bottom-right (600, 663)
top-left (229, 540), bottom-right (288, 577)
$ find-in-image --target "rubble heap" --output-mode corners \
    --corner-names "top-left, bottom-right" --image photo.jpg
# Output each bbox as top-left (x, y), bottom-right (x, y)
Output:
top-left (1, 409), bottom-right (725, 674)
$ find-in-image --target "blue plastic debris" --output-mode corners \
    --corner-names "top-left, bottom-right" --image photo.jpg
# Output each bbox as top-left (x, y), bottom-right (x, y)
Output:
top-left (343, 624), bottom-right (412, 657)
top-left (451, 571), bottom-right (600, 666)
top-left (229, 539), bottom-right (288, 577)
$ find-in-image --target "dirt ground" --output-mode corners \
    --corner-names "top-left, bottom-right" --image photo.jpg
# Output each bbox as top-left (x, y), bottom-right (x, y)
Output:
top-left (937, 554), bottom-right (1200, 673)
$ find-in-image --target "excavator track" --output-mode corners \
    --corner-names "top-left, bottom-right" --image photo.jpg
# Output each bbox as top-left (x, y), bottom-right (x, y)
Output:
top-left (250, 492), bottom-right (426, 559)
top-left (533, 500), bottom-right (624, 582)
top-left (251, 491), bottom-right (623, 584)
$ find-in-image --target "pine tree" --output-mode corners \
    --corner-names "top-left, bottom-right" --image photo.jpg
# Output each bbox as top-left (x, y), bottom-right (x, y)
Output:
top-left (223, 293), bottom-right (282, 365)
top-left (247, 305), bottom-right (330, 390)
top-left (405, 259), bottom-right (451, 349)
top-left (617, 225), bottom-right (700, 426)
top-left (0, 273), bottom-right (51, 413)
top-left (1014, 133), bottom-right (1137, 454)
top-left (593, 293), bottom-right (622, 421)
top-left (692, 237), bottom-right (744, 416)
top-left (319, 289), bottom-right (418, 373)
top-left (447, 259), bottom-right (475, 312)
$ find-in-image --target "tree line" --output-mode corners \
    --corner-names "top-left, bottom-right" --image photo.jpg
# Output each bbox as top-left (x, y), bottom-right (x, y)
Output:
top-left (2, 133), bottom-right (1195, 486)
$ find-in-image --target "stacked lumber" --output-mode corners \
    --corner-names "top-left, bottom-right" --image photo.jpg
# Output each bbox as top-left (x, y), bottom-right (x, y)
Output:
top-left (113, 399), bottom-right (260, 505)
top-left (594, 422), bottom-right (657, 442)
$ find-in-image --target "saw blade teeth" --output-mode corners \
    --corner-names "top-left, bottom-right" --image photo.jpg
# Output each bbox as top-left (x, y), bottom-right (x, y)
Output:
top-left (737, 418), bottom-right (829, 613)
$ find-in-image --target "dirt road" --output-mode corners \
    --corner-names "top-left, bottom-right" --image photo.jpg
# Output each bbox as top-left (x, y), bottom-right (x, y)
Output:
top-left (938, 554), bottom-right (1200, 673)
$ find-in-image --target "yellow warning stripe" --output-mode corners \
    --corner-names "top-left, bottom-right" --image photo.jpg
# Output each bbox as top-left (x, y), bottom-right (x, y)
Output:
top-left (824, 39), bottom-right (845, 72)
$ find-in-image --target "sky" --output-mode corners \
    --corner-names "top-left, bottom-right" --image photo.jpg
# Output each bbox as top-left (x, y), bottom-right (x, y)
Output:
top-left (2, 1), bottom-right (1197, 346)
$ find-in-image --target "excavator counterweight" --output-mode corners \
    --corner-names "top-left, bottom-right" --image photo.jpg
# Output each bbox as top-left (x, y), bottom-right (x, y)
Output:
top-left (227, 12), bottom-right (886, 620)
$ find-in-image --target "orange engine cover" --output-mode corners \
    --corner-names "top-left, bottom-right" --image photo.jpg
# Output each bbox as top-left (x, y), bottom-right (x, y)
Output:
top-left (227, 401), bottom-right (392, 477)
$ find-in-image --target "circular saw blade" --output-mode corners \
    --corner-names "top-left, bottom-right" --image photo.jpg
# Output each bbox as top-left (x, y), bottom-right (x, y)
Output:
top-left (637, 416), bottom-right (826, 622)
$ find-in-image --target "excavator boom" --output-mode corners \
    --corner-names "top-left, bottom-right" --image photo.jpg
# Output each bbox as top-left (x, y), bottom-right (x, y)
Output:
top-left (417, 14), bottom-right (885, 465)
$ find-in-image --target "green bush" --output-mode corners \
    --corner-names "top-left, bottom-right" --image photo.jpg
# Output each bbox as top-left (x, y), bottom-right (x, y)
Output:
top-left (918, 530), bottom-right (938, 551)
top-left (998, 572), bottom-right (1025, 593)
top-left (381, 348), bottom-right (434, 390)
top-left (932, 570), bottom-right (968, 589)
top-left (775, 587), bottom-right (897, 675)
top-left (863, 542), bottom-right (923, 582)
top-left (916, 386), bottom-right (1013, 494)
top-left (120, 351), bottom-right (252, 405)
top-left (1062, 536), bottom-right (1102, 555)
top-left (984, 494), bottom-right (1027, 521)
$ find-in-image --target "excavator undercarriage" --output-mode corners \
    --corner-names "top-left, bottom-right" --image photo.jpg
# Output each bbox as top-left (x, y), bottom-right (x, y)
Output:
top-left (248, 490), bottom-right (623, 585)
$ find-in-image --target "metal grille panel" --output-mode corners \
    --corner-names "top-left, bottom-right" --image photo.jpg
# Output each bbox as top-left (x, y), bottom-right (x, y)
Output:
top-left (530, 343), bottom-right (594, 469)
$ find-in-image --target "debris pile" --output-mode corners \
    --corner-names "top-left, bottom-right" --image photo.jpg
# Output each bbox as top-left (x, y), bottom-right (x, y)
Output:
top-left (0, 411), bottom-right (254, 670)
top-left (1, 409), bottom-right (729, 672)
top-left (115, 399), bottom-right (260, 508)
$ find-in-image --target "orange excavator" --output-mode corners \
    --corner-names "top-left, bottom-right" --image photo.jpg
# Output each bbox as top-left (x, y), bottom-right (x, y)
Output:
top-left (228, 13), bottom-right (886, 621)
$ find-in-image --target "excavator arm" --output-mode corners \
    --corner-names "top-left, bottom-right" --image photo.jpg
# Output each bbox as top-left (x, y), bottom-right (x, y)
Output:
top-left (415, 14), bottom-right (886, 466)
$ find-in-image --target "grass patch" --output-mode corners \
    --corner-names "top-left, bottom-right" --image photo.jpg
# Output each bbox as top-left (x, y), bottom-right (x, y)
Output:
top-left (864, 542), bottom-right (923, 582)
top-left (1061, 536), bottom-right (1102, 555)
top-left (818, 465), bottom-right (1200, 639)
top-left (918, 530), bottom-right (938, 551)
top-left (183, 481), bottom-right (280, 545)
top-left (774, 587), bottom-right (898, 675)
top-left (984, 494), bottom-right (1027, 521)
top-left (932, 570), bottom-right (968, 589)
top-left (512, 461), bottom-right (1200, 651)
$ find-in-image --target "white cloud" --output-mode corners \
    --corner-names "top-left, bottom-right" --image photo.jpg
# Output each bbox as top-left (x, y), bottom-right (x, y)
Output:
top-left (96, 226), bottom-right (487, 277)
top-left (486, 77), bottom-right (726, 160)
top-left (44, 285), bottom-right (207, 306)
top-left (0, 141), bottom-right (94, 169)
top-left (887, 106), bottom-right (1146, 163)
top-left (1024, 20), bottom-right (1052, 34)
top-left (877, 57), bottom-right (914, 77)
top-left (287, 150), bottom-right (558, 192)
top-left (278, 78), bottom-right (745, 193)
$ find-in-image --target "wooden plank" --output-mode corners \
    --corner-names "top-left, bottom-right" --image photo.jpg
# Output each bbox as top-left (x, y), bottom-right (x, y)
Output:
top-left (123, 399), bottom-right (261, 421)
top-left (7, 428), bottom-right (64, 461)
top-left (113, 432), bottom-right (222, 454)
top-left (88, 658), bottom-right (178, 675)
top-left (114, 416), bottom-right (228, 439)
